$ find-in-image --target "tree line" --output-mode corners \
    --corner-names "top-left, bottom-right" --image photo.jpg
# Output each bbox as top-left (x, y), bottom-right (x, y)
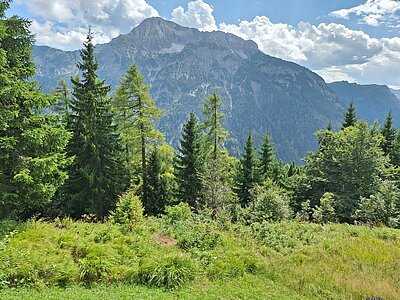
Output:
top-left (1, 1), bottom-right (399, 228)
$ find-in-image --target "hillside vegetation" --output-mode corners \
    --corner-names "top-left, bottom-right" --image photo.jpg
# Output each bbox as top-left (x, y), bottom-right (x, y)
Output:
top-left (1, 207), bottom-right (399, 300)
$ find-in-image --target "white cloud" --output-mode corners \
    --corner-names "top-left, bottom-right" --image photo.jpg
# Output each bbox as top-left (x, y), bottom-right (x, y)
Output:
top-left (330, 0), bottom-right (400, 27)
top-left (171, 0), bottom-right (217, 32)
top-left (217, 14), bottom-right (400, 87)
top-left (17, 0), bottom-right (159, 50)
top-left (30, 20), bottom-right (110, 50)
top-left (219, 17), bottom-right (382, 69)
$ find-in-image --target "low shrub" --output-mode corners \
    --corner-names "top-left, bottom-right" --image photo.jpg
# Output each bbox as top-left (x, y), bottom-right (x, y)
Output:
top-left (137, 253), bottom-right (195, 289)
top-left (109, 190), bottom-right (144, 230)
top-left (164, 203), bottom-right (192, 225)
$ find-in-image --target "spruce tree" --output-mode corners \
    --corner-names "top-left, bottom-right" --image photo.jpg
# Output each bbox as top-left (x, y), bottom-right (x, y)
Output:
top-left (112, 64), bottom-right (163, 203)
top-left (259, 134), bottom-right (275, 181)
top-left (235, 132), bottom-right (258, 206)
top-left (0, 1), bottom-right (71, 218)
top-left (51, 79), bottom-right (71, 123)
top-left (341, 101), bottom-right (357, 129)
top-left (143, 147), bottom-right (168, 215)
top-left (175, 112), bottom-right (203, 208)
top-left (65, 30), bottom-right (126, 218)
top-left (381, 111), bottom-right (397, 160)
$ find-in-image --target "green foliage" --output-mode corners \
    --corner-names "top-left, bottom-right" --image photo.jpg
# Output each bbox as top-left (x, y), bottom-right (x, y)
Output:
top-left (201, 154), bottom-right (238, 215)
top-left (64, 31), bottom-right (127, 218)
top-left (246, 181), bottom-right (292, 222)
top-left (235, 133), bottom-right (259, 206)
top-left (137, 253), bottom-right (195, 289)
top-left (312, 192), bottom-right (336, 223)
top-left (258, 133), bottom-right (275, 181)
top-left (341, 101), bottom-right (357, 129)
top-left (163, 203), bottom-right (219, 251)
top-left (201, 93), bottom-right (228, 160)
top-left (175, 112), bottom-right (203, 208)
top-left (112, 64), bottom-right (163, 199)
top-left (51, 80), bottom-right (71, 123)
top-left (301, 122), bottom-right (389, 223)
top-left (295, 200), bottom-right (312, 222)
top-left (354, 181), bottom-right (400, 227)
top-left (109, 189), bottom-right (144, 230)
top-left (164, 203), bottom-right (192, 225)
top-left (143, 147), bottom-right (170, 215)
top-left (0, 2), bottom-right (71, 219)
top-left (1, 218), bottom-right (400, 299)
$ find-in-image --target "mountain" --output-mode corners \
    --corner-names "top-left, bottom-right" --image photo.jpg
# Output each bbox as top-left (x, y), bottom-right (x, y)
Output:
top-left (390, 88), bottom-right (400, 99)
top-left (33, 17), bottom-right (345, 163)
top-left (328, 81), bottom-right (400, 127)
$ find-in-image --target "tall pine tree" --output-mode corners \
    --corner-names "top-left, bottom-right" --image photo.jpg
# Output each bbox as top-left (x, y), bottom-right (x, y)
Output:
top-left (0, 1), bottom-right (71, 219)
top-left (200, 93), bottom-right (234, 212)
top-left (65, 30), bottom-right (126, 218)
top-left (143, 147), bottom-right (168, 215)
top-left (51, 79), bottom-right (71, 123)
top-left (341, 101), bottom-right (357, 129)
top-left (201, 93), bottom-right (228, 160)
top-left (259, 133), bottom-right (275, 181)
top-left (381, 111), bottom-right (397, 161)
top-left (112, 64), bottom-right (163, 208)
top-left (235, 132), bottom-right (258, 206)
top-left (175, 112), bottom-right (203, 208)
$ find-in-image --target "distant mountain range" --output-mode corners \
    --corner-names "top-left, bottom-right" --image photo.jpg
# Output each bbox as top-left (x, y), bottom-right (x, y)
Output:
top-left (32, 17), bottom-right (400, 162)
top-left (328, 81), bottom-right (400, 127)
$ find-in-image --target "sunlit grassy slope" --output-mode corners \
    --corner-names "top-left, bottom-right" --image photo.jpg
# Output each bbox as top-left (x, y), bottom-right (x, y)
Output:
top-left (0, 214), bottom-right (399, 300)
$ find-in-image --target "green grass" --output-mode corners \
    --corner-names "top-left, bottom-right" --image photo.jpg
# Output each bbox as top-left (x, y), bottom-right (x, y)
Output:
top-left (0, 216), bottom-right (399, 299)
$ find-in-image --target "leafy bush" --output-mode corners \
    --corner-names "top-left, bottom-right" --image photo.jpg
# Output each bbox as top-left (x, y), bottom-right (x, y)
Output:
top-left (354, 181), bottom-right (400, 227)
top-left (137, 253), bottom-right (195, 289)
top-left (109, 190), bottom-right (144, 230)
top-left (171, 221), bottom-right (219, 251)
top-left (247, 182), bottom-right (292, 222)
top-left (162, 204), bottom-right (219, 251)
top-left (164, 203), bottom-right (192, 225)
top-left (312, 192), bottom-right (336, 223)
top-left (252, 221), bottom-right (320, 253)
top-left (295, 200), bottom-right (312, 222)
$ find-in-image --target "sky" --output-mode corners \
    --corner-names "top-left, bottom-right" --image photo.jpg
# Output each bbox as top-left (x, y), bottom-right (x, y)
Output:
top-left (7, 0), bottom-right (400, 88)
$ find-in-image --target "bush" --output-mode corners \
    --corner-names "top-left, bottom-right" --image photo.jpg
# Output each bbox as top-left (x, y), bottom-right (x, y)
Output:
top-left (171, 221), bottom-right (219, 251)
top-left (312, 192), bottom-right (336, 223)
top-left (163, 204), bottom-right (219, 251)
top-left (164, 203), bottom-right (192, 225)
top-left (137, 253), bottom-right (195, 289)
top-left (109, 190), bottom-right (144, 230)
top-left (354, 181), bottom-right (400, 227)
top-left (295, 200), bottom-right (312, 222)
top-left (247, 182), bottom-right (292, 222)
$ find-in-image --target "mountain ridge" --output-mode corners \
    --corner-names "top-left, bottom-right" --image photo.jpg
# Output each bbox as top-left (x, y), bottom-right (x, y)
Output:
top-left (328, 81), bottom-right (400, 127)
top-left (33, 17), bottom-right (346, 162)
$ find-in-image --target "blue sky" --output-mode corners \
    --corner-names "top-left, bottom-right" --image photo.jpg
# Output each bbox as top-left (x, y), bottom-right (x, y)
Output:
top-left (7, 0), bottom-right (400, 87)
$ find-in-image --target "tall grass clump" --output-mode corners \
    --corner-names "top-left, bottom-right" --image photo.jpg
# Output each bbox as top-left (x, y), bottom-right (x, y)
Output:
top-left (137, 252), bottom-right (195, 289)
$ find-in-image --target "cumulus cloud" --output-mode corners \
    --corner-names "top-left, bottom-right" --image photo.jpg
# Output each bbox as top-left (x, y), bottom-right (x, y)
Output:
top-left (17, 0), bottom-right (159, 50)
top-left (330, 0), bottom-right (400, 27)
top-left (219, 17), bottom-right (382, 69)
top-left (171, 0), bottom-right (217, 31)
top-left (217, 14), bottom-right (400, 86)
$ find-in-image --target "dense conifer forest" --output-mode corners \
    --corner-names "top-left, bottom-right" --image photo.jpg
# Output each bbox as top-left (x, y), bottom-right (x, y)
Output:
top-left (1, 1), bottom-right (399, 299)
